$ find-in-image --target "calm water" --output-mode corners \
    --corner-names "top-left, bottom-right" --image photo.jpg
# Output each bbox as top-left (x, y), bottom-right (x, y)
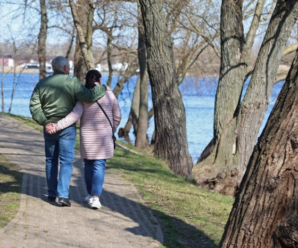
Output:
top-left (0, 73), bottom-right (283, 163)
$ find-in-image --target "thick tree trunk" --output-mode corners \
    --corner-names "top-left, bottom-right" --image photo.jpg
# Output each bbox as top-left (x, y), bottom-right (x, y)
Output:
top-left (38, 0), bottom-right (47, 80)
top-left (139, 0), bottom-right (193, 177)
top-left (193, 0), bottom-right (298, 195)
top-left (135, 5), bottom-right (149, 148)
top-left (237, 0), bottom-right (298, 182)
top-left (193, 0), bottom-right (246, 193)
top-left (220, 47), bottom-right (298, 248)
top-left (71, 0), bottom-right (94, 82)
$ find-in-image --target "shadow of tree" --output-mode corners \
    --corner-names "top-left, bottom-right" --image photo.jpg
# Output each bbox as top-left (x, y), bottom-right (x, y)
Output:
top-left (0, 162), bottom-right (22, 195)
top-left (71, 151), bottom-right (219, 248)
top-left (0, 153), bottom-right (218, 248)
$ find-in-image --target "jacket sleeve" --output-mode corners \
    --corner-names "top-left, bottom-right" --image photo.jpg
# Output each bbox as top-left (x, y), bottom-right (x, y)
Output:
top-left (29, 85), bottom-right (48, 126)
top-left (74, 78), bottom-right (107, 102)
top-left (55, 101), bottom-right (83, 131)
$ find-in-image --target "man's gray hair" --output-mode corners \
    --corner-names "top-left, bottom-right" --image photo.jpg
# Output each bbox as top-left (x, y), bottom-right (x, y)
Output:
top-left (51, 56), bottom-right (69, 72)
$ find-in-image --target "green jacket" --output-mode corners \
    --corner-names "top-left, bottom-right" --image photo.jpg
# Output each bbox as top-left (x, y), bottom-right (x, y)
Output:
top-left (29, 71), bottom-right (107, 126)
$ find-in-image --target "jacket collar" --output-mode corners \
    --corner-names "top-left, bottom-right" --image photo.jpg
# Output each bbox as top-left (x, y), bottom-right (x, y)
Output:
top-left (53, 71), bottom-right (66, 75)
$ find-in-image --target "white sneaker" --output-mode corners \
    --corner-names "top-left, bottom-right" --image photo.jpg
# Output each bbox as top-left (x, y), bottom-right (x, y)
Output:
top-left (84, 195), bottom-right (93, 205)
top-left (91, 197), bottom-right (102, 209)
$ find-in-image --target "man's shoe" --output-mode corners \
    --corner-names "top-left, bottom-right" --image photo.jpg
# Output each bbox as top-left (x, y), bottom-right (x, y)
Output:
top-left (91, 197), bottom-right (101, 209)
top-left (47, 196), bottom-right (56, 202)
top-left (58, 198), bottom-right (71, 207)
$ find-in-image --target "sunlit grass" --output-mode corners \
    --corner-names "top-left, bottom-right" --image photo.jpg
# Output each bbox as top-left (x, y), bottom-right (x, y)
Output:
top-left (108, 147), bottom-right (233, 247)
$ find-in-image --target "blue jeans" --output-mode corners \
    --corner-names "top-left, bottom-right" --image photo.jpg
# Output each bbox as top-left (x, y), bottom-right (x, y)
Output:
top-left (44, 125), bottom-right (76, 198)
top-left (84, 159), bottom-right (106, 197)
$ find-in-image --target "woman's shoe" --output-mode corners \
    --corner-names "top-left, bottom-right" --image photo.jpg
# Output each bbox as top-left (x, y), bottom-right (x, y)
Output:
top-left (91, 197), bottom-right (101, 209)
top-left (84, 195), bottom-right (93, 205)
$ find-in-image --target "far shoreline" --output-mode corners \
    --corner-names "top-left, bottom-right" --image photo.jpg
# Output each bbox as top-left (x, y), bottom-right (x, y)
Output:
top-left (0, 66), bottom-right (219, 78)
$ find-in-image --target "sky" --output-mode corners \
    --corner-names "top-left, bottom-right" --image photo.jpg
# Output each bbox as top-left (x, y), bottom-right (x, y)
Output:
top-left (0, 1), bottom-right (70, 45)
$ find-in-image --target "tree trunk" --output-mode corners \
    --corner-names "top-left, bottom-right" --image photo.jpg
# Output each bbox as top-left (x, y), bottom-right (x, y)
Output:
top-left (38, 0), bottom-right (47, 80)
top-left (123, 77), bottom-right (140, 138)
top-left (139, 0), bottom-right (193, 177)
top-left (193, 0), bottom-right (298, 195)
top-left (135, 4), bottom-right (149, 148)
top-left (220, 46), bottom-right (298, 248)
top-left (70, 0), bottom-right (94, 82)
top-left (113, 64), bottom-right (139, 98)
top-left (8, 57), bottom-right (20, 114)
top-left (65, 26), bottom-right (75, 59)
top-left (193, 0), bottom-right (245, 191)
top-left (1, 48), bottom-right (4, 112)
top-left (237, 0), bottom-right (298, 183)
top-left (106, 31), bottom-right (113, 87)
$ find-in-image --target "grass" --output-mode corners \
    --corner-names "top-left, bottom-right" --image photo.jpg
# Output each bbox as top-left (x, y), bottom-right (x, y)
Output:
top-left (0, 155), bottom-right (23, 228)
top-left (109, 148), bottom-right (233, 247)
top-left (3, 113), bottom-right (44, 132)
top-left (1, 113), bottom-right (234, 247)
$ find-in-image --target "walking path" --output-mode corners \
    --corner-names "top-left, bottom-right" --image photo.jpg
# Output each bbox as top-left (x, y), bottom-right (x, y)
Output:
top-left (0, 114), bottom-right (163, 248)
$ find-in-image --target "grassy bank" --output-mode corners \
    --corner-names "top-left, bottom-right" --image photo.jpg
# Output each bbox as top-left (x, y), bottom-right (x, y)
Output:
top-left (1, 114), bottom-right (234, 247)
top-left (0, 155), bottom-right (23, 228)
top-left (110, 147), bottom-right (233, 247)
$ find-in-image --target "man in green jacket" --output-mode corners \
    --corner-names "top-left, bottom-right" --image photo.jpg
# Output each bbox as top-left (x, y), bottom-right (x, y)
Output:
top-left (30, 56), bottom-right (107, 207)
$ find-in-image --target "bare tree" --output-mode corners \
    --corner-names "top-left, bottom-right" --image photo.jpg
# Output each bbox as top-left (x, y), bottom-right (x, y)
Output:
top-left (135, 3), bottom-right (149, 148)
top-left (193, 0), bottom-right (298, 195)
top-left (93, 0), bottom-right (138, 87)
top-left (139, 0), bottom-right (193, 177)
top-left (220, 45), bottom-right (298, 248)
top-left (37, 0), bottom-right (48, 79)
top-left (70, 0), bottom-right (95, 82)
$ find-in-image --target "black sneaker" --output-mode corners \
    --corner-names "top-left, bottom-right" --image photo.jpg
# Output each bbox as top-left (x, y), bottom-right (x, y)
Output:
top-left (58, 197), bottom-right (71, 207)
top-left (47, 196), bottom-right (56, 202)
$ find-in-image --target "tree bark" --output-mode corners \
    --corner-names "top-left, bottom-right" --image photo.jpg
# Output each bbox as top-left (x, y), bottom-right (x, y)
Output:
top-left (237, 0), bottom-right (298, 183)
top-left (70, 0), bottom-right (95, 82)
top-left (123, 77), bottom-right (140, 138)
top-left (193, 0), bottom-right (298, 195)
top-left (139, 0), bottom-right (193, 177)
top-left (38, 0), bottom-right (47, 80)
top-left (106, 30), bottom-right (113, 87)
top-left (135, 4), bottom-right (149, 148)
top-left (220, 46), bottom-right (298, 248)
top-left (193, 0), bottom-right (246, 193)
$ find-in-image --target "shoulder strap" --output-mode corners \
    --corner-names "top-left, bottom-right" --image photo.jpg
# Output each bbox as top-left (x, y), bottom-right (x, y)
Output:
top-left (96, 101), bottom-right (113, 129)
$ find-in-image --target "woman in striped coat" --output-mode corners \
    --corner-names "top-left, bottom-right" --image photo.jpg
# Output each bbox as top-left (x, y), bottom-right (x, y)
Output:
top-left (46, 70), bottom-right (121, 209)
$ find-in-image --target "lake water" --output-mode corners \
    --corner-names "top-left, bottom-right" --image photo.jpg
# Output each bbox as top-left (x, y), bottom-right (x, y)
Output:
top-left (0, 73), bottom-right (283, 163)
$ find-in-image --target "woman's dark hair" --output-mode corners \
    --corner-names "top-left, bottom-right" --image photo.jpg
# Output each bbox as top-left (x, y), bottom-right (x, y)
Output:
top-left (85, 70), bottom-right (102, 89)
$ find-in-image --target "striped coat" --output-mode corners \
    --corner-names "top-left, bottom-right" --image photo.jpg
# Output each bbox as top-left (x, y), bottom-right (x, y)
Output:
top-left (55, 90), bottom-right (121, 159)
